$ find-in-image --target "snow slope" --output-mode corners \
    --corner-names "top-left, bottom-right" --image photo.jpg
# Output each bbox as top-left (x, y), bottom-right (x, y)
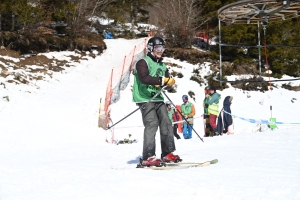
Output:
top-left (0, 38), bottom-right (300, 200)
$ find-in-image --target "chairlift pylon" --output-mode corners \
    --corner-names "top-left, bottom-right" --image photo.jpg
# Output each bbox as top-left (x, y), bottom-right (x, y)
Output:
top-left (216, 0), bottom-right (300, 86)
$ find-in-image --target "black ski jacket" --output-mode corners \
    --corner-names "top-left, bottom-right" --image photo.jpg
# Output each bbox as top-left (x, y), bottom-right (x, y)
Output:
top-left (135, 52), bottom-right (170, 85)
top-left (217, 96), bottom-right (233, 134)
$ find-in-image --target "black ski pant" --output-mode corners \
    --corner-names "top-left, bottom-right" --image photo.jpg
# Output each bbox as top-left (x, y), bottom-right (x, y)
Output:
top-left (138, 102), bottom-right (176, 160)
top-left (173, 124), bottom-right (181, 139)
top-left (204, 115), bottom-right (213, 137)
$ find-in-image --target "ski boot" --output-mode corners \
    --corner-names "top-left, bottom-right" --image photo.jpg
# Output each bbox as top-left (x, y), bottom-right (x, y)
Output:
top-left (136, 156), bottom-right (165, 168)
top-left (162, 153), bottom-right (182, 163)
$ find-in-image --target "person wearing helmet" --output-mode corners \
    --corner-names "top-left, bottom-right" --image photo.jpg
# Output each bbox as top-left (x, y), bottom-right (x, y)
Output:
top-left (180, 94), bottom-right (196, 139)
top-left (203, 86), bottom-right (213, 137)
top-left (205, 86), bottom-right (221, 136)
top-left (132, 36), bottom-right (181, 167)
top-left (165, 102), bottom-right (181, 140)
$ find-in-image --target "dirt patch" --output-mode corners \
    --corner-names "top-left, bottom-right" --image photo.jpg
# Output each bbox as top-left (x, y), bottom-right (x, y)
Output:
top-left (0, 49), bottom-right (22, 58)
top-left (0, 48), bottom-right (96, 86)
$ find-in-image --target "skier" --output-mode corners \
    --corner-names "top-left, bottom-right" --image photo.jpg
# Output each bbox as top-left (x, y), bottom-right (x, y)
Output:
top-left (217, 96), bottom-right (233, 135)
top-left (205, 86), bottom-right (221, 136)
top-left (166, 101), bottom-right (181, 140)
top-left (180, 95), bottom-right (196, 139)
top-left (203, 86), bottom-right (214, 137)
top-left (132, 36), bottom-right (181, 167)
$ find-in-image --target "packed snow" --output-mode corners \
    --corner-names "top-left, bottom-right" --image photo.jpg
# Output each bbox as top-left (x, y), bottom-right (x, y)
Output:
top-left (0, 38), bottom-right (300, 200)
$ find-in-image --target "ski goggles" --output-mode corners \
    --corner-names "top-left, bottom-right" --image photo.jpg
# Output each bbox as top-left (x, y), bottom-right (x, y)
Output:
top-left (204, 90), bottom-right (210, 93)
top-left (154, 45), bottom-right (165, 52)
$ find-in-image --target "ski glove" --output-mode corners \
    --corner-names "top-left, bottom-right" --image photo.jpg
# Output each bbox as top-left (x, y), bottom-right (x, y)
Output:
top-left (205, 104), bottom-right (209, 108)
top-left (162, 76), bottom-right (175, 86)
top-left (155, 76), bottom-right (175, 87)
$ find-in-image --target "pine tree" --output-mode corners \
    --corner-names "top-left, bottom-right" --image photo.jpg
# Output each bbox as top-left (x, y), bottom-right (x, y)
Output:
top-left (106, 0), bottom-right (154, 26)
top-left (0, 0), bottom-right (13, 31)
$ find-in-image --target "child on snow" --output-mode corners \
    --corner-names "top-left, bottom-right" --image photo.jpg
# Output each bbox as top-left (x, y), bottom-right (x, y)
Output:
top-left (166, 102), bottom-right (181, 140)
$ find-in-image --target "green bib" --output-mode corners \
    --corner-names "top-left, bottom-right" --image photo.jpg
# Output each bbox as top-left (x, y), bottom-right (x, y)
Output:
top-left (132, 56), bottom-right (166, 103)
top-left (181, 102), bottom-right (194, 123)
top-left (181, 102), bottom-right (193, 115)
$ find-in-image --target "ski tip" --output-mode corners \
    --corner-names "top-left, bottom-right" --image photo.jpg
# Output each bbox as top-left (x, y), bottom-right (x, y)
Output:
top-left (210, 159), bottom-right (218, 164)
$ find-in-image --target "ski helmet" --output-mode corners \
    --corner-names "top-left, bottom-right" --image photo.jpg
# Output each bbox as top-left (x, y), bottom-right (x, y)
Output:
top-left (209, 86), bottom-right (216, 92)
top-left (147, 37), bottom-right (165, 52)
top-left (204, 86), bottom-right (210, 93)
top-left (182, 95), bottom-right (188, 101)
top-left (165, 101), bottom-right (171, 106)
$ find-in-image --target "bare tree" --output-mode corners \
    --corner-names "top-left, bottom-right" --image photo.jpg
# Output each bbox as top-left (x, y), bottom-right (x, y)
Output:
top-left (68, 0), bottom-right (116, 37)
top-left (150, 0), bottom-right (201, 48)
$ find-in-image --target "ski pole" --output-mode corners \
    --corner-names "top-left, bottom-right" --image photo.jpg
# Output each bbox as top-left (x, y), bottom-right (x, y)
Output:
top-left (107, 86), bottom-right (167, 130)
top-left (161, 90), bottom-right (204, 142)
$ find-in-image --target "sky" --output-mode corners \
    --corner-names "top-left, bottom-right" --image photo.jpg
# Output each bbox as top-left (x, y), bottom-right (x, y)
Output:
top-left (0, 38), bottom-right (300, 200)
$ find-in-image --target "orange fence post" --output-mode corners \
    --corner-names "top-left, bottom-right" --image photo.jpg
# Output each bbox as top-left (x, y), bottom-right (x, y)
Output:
top-left (148, 29), bottom-right (155, 37)
top-left (129, 46), bottom-right (136, 72)
top-left (119, 56), bottom-right (126, 85)
top-left (104, 68), bottom-right (113, 114)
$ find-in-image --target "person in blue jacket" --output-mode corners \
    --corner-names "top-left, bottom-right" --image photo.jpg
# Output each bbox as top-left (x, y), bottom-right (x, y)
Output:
top-left (105, 32), bottom-right (113, 39)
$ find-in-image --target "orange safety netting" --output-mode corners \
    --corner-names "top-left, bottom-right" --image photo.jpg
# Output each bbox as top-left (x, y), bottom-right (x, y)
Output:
top-left (98, 38), bottom-right (148, 133)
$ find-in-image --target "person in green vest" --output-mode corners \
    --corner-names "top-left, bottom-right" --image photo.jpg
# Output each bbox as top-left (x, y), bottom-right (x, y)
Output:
top-left (180, 95), bottom-right (196, 139)
top-left (203, 86), bottom-right (213, 137)
top-left (165, 101), bottom-right (181, 140)
top-left (205, 86), bottom-right (221, 136)
top-left (132, 37), bottom-right (181, 167)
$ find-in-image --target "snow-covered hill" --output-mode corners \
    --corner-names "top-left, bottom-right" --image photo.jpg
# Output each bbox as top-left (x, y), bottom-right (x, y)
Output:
top-left (0, 38), bottom-right (300, 200)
